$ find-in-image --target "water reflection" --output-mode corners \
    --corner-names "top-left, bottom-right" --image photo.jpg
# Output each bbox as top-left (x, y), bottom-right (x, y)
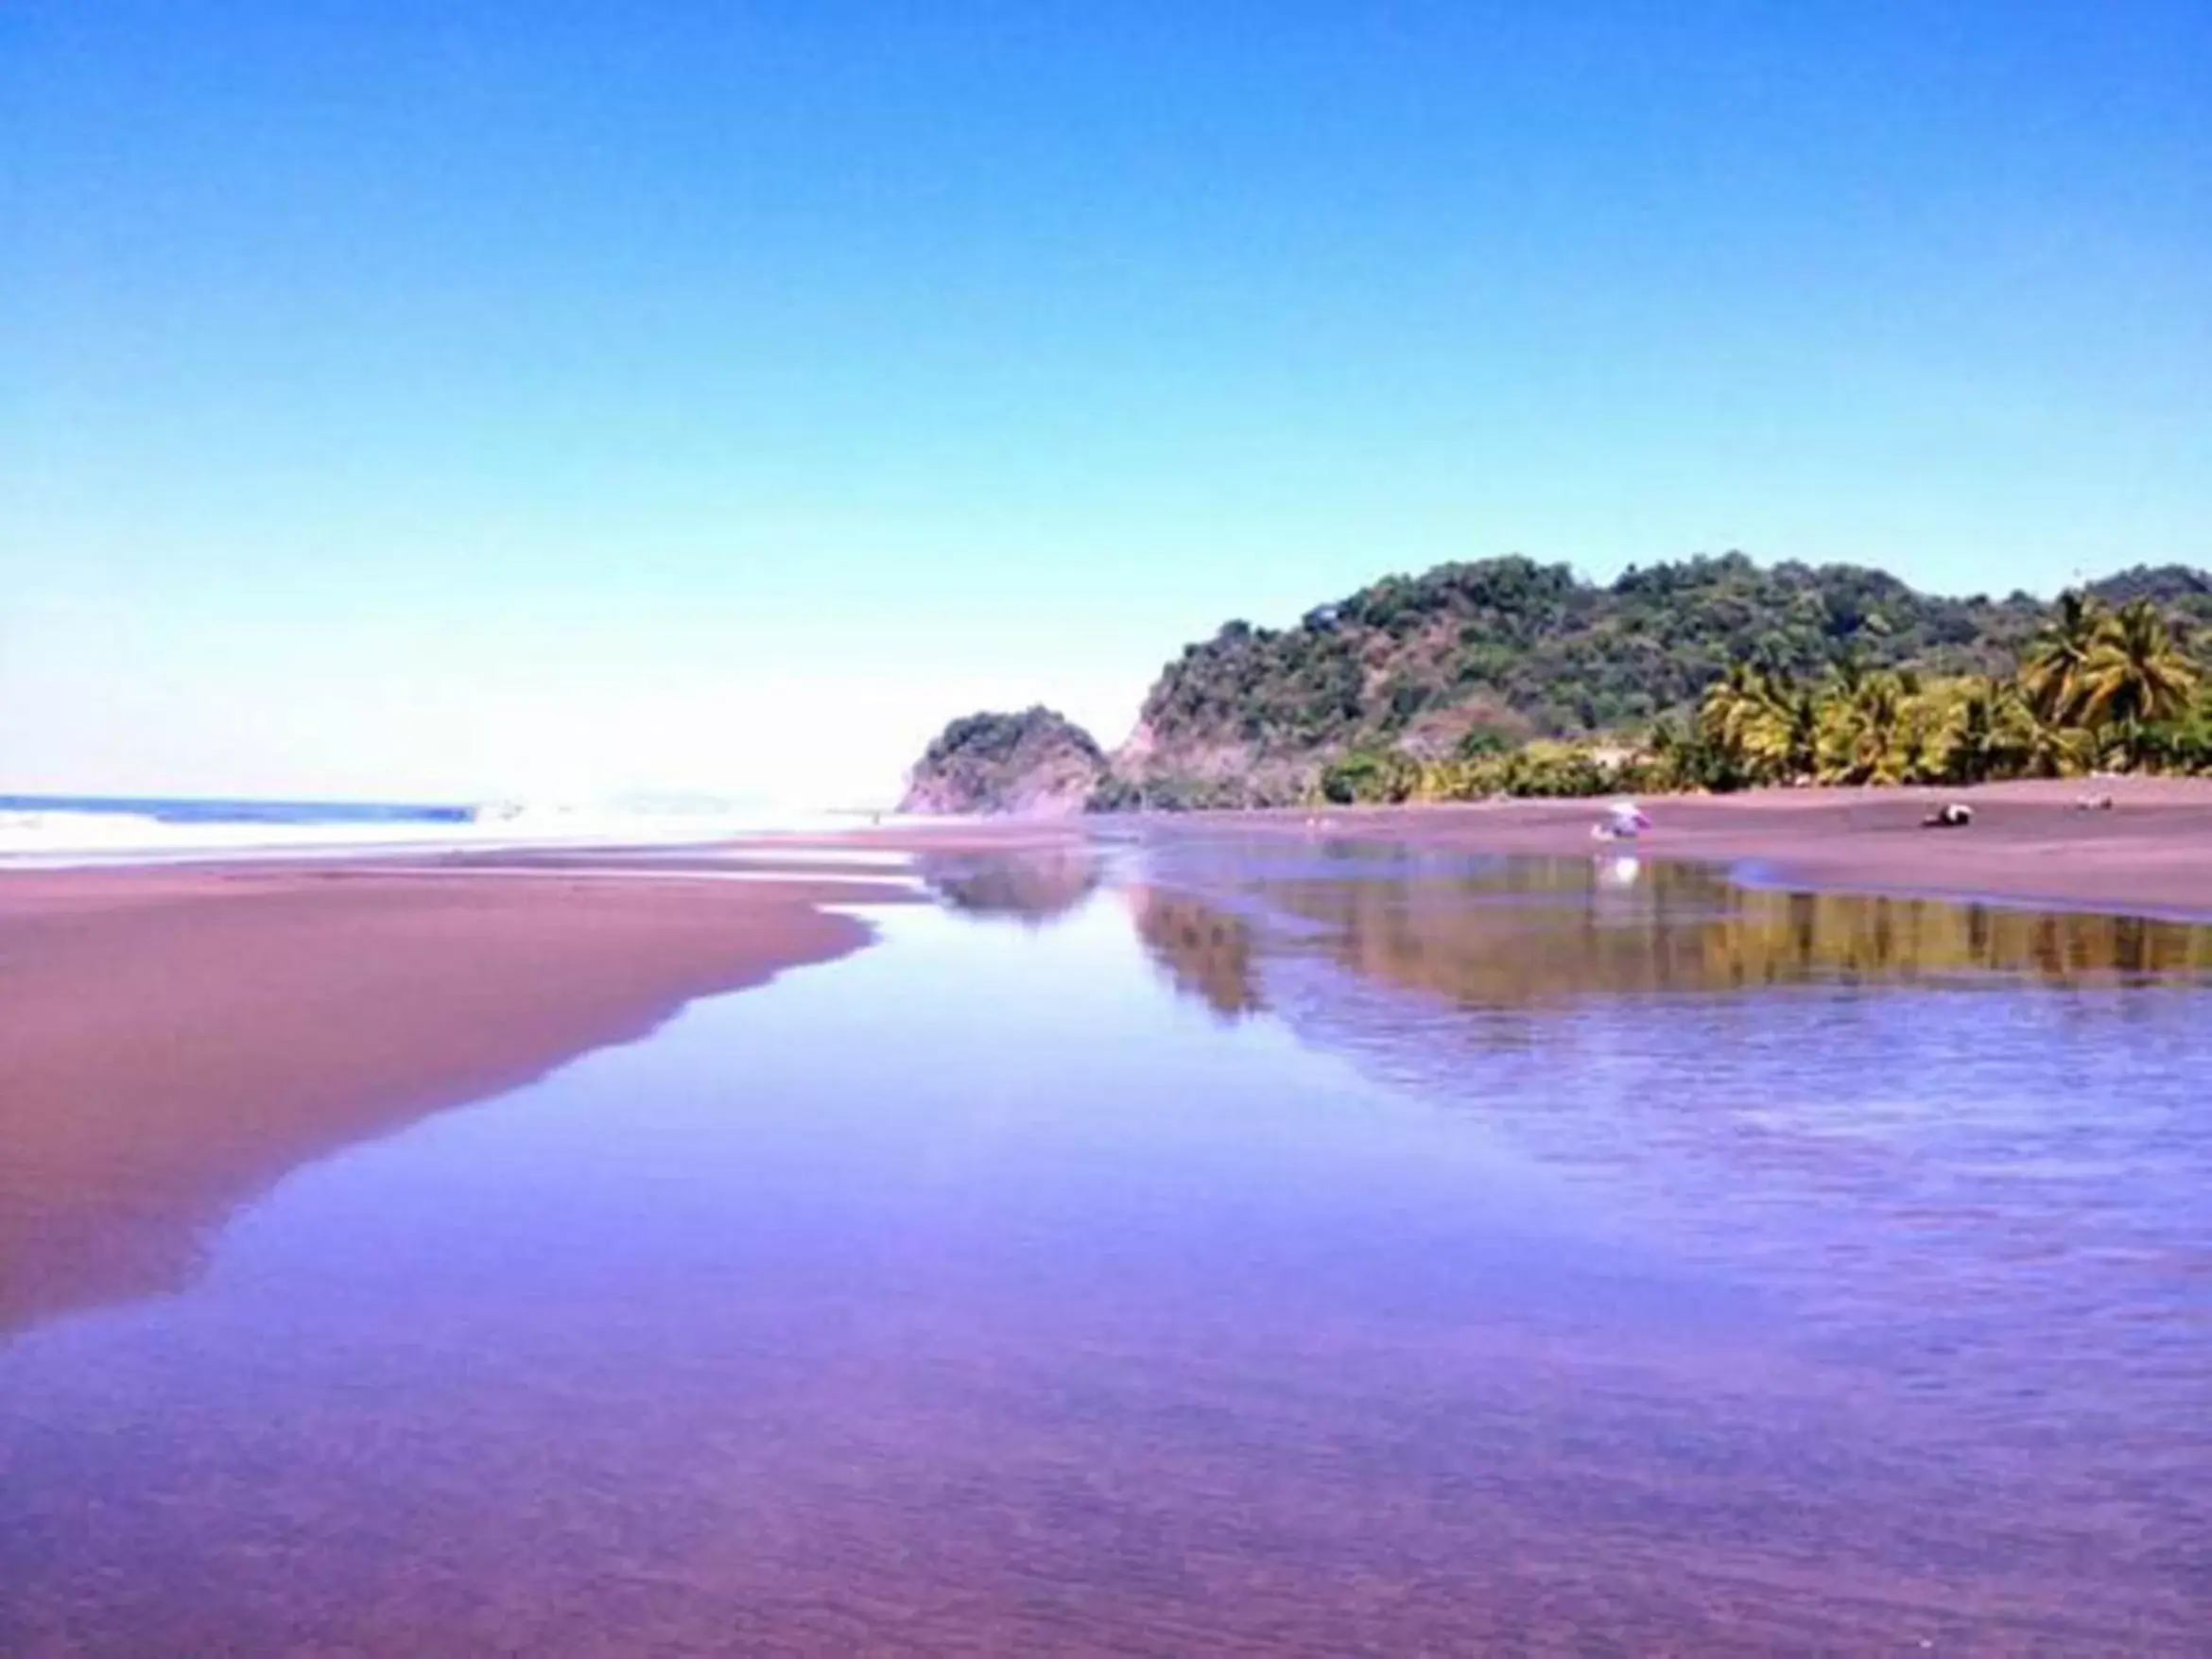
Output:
top-left (1122, 885), bottom-right (1267, 1020)
top-left (6, 845), bottom-right (2208, 1652)
top-left (1123, 843), bottom-right (2212, 1549)
top-left (1131, 853), bottom-right (2212, 1018)
top-left (916, 845), bottom-right (1103, 924)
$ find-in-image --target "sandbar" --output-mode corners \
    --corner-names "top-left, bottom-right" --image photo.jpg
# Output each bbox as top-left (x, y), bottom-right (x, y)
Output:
top-left (0, 857), bottom-right (899, 1337)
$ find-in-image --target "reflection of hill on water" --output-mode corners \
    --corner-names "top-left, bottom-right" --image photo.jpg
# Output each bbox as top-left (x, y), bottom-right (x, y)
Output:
top-left (1254, 859), bottom-right (2212, 1009)
top-left (917, 848), bottom-right (1103, 924)
top-left (1122, 887), bottom-right (1266, 1020)
top-left (1116, 855), bottom-right (2212, 1024)
top-left (1120, 853), bottom-right (2212, 1426)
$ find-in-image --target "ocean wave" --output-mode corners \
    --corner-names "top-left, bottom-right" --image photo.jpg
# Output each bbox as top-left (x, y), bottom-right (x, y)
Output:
top-left (0, 799), bottom-right (908, 869)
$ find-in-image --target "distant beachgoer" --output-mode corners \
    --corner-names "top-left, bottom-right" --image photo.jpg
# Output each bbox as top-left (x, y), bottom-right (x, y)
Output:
top-left (1592, 800), bottom-right (1650, 841)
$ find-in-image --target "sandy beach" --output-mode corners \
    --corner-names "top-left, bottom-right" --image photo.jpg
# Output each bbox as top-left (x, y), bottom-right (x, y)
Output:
top-left (3, 806), bottom-right (2208, 1651)
top-left (1153, 776), bottom-right (2212, 924)
top-left (5, 784), bottom-right (2207, 1340)
top-left (0, 858), bottom-right (905, 1338)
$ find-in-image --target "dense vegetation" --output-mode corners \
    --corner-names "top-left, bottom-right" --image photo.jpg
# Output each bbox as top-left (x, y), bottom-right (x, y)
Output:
top-left (1101, 557), bottom-right (2212, 807)
top-left (900, 706), bottom-right (1108, 818)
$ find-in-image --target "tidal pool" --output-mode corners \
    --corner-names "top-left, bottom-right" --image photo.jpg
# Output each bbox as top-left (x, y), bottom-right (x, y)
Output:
top-left (3, 841), bottom-right (2206, 1653)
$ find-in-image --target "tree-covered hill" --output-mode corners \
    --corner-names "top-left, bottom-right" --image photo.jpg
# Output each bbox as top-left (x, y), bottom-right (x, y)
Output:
top-left (1105, 554), bottom-right (2209, 806)
top-left (900, 707), bottom-right (1108, 818)
top-left (2085, 563), bottom-right (2212, 621)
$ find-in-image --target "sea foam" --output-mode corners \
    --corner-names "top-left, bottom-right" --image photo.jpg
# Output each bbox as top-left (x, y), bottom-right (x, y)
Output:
top-left (0, 798), bottom-right (908, 869)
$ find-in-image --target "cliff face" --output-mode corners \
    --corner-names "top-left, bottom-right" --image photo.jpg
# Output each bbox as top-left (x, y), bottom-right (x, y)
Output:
top-left (899, 707), bottom-right (1108, 818)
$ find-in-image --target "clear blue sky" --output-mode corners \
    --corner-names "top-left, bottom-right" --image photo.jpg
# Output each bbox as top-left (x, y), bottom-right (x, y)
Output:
top-left (6, 2), bottom-right (2206, 804)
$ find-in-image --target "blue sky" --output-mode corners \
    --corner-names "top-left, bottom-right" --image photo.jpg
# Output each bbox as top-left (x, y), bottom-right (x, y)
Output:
top-left (6, 2), bottom-right (2206, 804)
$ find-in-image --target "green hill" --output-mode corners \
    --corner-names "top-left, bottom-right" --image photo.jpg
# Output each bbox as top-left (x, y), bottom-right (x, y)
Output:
top-left (900, 707), bottom-right (1108, 818)
top-left (1102, 555), bottom-right (2212, 807)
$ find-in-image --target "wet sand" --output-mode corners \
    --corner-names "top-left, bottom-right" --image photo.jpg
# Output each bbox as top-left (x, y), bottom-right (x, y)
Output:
top-left (1129, 776), bottom-right (2212, 922)
top-left (12, 779), bottom-right (2201, 1340)
top-left (0, 858), bottom-right (901, 1338)
top-left (6, 780), bottom-right (2205, 1344)
top-left (3, 828), bottom-right (2206, 1651)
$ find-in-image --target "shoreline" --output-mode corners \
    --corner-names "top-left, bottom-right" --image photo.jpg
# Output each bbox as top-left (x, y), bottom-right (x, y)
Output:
top-left (7, 789), bottom-right (2207, 1339)
top-left (0, 854), bottom-right (912, 1339)
top-left (1066, 775), bottom-right (2212, 926)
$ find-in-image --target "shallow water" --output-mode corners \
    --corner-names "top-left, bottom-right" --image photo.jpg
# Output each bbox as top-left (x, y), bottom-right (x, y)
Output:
top-left (3, 841), bottom-right (2207, 1653)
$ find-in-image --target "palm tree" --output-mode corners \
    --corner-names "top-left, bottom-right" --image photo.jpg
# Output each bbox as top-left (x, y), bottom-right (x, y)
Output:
top-left (1695, 660), bottom-right (1819, 786)
top-left (1778, 683), bottom-right (1821, 781)
top-left (2149, 686), bottom-right (2212, 775)
top-left (2007, 700), bottom-right (2092, 778)
top-left (2020, 589), bottom-right (2106, 723)
top-left (2074, 599), bottom-right (2200, 768)
top-left (1927, 676), bottom-right (2027, 785)
top-left (1816, 669), bottom-right (1916, 785)
top-left (1698, 662), bottom-right (1759, 750)
top-left (1697, 661), bottom-right (1776, 787)
top-left (1739, 678), bottom-right (1817, 784)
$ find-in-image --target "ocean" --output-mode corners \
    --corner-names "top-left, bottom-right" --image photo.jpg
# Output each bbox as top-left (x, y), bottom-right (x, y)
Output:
top-left (0, 791), bottom-right (476, 826)
top-left (0, 792), bottom-right (878, 866)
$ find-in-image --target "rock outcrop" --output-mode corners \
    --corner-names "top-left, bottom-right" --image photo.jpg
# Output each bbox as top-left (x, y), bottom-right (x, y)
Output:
top-left (899, 707), bottom-right (1108, 818)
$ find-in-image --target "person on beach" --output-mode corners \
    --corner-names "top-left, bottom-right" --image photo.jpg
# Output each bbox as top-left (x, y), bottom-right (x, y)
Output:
top-left (1593, 801), bottom-right (1650, 841)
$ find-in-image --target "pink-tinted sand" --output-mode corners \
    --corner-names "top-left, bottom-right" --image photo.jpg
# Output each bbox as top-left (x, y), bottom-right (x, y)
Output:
top-left (1125, 776), bottom-right (2212, 922)
top-left (0, 861), bottom-right (893, 1337)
